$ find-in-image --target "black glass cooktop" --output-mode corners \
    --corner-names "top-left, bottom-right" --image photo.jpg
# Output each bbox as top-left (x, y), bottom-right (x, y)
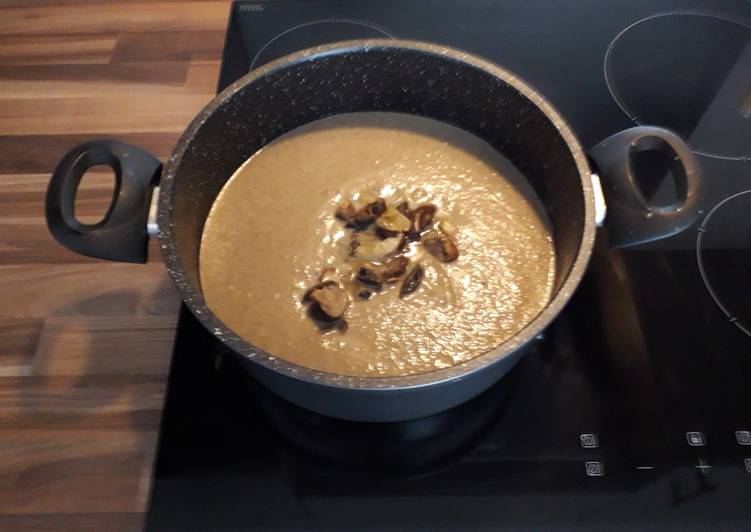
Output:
top-left (146, 1), bottom-right (751, 529)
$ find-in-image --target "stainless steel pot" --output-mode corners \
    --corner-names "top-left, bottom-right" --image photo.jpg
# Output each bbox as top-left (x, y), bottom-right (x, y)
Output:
top-left (45, 40), bottom-right (701, 421)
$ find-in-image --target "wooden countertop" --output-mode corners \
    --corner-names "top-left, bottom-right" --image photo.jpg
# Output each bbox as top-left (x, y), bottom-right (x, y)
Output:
top-left (0, 1), bottom-right (231, 530)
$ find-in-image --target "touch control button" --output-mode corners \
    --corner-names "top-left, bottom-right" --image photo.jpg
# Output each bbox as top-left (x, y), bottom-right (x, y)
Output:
top-left (686, 432), bottom-right (706, 447)
top-left (585, 461), bottom-right (605, 477)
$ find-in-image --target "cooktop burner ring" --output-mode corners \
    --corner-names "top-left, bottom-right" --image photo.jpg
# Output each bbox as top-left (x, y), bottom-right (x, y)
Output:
top-left (603, 10), bottom-right (751, 161)
top-left (696, 189), bottom-right (751, 336)
top-left (250, 18), bottom-right (395, 70)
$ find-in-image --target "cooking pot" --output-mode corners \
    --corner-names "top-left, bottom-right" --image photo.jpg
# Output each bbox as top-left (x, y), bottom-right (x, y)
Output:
top-left (45, 40), bottom-right (701, 422)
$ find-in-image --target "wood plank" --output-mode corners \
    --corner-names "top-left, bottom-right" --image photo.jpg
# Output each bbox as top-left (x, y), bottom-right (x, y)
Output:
top-left (0, 1), bottom-right (230, 526)
top-left (0, 263), bottom-right (179, 318)
top-left (0, 318), bottom-right (43, 368)
top-left (0, 220), bottom-right (168, 265)
top-left (0, 34), bottom-right (116, 65)
top-left (0, 60), bottom-right (219, 96)
top-left (184, 59), bottom-right (222, 93)
top-left (0, 61), bottom-right (219, 99)
top-left (112, 30), bottom-right (227, 62)
top-left (0, 512), bottom-right (143, 532)
top-left (0, 133), bottom-right (179, 173)
top-left (0, 94), bottom-right (212, 134)
top-left (0, 62), bottom-right (188, 95)
top-left (32, 316), bottom-right (176, 377)
top-left (0, 172), bottom-right (115, 220)
top-left (0, 2), bottom-right (230, 36)
top-left (0, 0), bottom-right (230, 5)
top-left (0, 429), bottom-right (158, 514)
top-left (0, 374), bottom-right (168, 430)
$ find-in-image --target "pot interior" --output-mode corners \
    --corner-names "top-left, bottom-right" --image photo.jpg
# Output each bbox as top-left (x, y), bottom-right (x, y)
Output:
top-left (165, 42), bottom-right (587, 325)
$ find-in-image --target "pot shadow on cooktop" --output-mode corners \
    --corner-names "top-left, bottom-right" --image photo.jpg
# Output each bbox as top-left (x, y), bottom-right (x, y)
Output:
top-left (152, 305), bottom-right (521, 481)
top-left (247, 360), bottom-right (520, 479)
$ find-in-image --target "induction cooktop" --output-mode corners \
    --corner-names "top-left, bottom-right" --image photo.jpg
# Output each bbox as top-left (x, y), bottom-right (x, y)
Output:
top-left (145, 1), bottom-right (751, 530)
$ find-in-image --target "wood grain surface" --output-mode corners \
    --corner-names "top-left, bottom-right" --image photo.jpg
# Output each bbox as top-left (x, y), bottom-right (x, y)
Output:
top-left (0, 1), bottom-right (231, 530)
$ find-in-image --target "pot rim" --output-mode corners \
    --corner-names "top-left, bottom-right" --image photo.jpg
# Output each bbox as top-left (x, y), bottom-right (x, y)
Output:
top-left (158, 39), bottom-right (596, 391)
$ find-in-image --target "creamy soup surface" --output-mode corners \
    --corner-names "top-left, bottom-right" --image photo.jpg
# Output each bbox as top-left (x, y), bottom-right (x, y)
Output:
top-left (199, 113), bottom-right (555, 377)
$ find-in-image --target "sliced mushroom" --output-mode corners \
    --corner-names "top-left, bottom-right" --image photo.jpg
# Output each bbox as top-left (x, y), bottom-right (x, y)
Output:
top-left (400, 263), bottom-right (425, 298)
top-left (350, 232), bottom-right (403, 261)
top-left (356, 256), bottom-right (409, 290)
top-left (348, 234), bottom-right (361, 256)
top-left (379, 256), bottom-right (409, 279)
top-left (360, 198), bottom-right (386, 219)
top-left (317, 267), bottom-right (339, 284)
top-left (408, 204), bottom-right (437, 239)
top-left (355, 265), bottom-right (383, 290)
top-left (375, 205), bottom-right (411, 237)
top-left (302, 280), bottom-right (335, 303)
top-left (422, 229), bottom-right (459, 263)
top-left (336, 198), bottom-right (386, 229)
top-left (375, 226), bottom-right (397, 240)
top-left (438, 219), bottom-right (458, 237)
top-left (395, 201), bottom-right (412, 217)
top-left (335, 201), bottom-right (358, 225)
top-left (303, 281), bottom-right (350, 321)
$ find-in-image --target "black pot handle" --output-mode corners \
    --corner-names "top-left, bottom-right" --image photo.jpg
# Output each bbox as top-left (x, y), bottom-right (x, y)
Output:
top-left (589, 126), bottom-right (701, 247)
top-left (45, 139), bottom-right (161, 263)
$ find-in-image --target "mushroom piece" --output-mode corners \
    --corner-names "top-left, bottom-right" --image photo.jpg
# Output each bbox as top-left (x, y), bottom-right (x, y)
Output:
top-left (438, 219), bottom-right (458, 237)
top-left (380, 255), bottom-right (410, 279)
top-left (360, 198), bottom-right (387, 219)
top-left (303, 281), bottom-right (350, 321)
top-left (355, 256), bottom-right (409, 289)
top-left (335, 201), bottom-right (358, 225)
top-left (317, 267), bottom-right (340, 284)
top-left (335, 198), bottom-right (386, 229)
top-left (400, 263), bottom-right (425, 298)
top-left (395, 201), bottom-right (412, 217)
top-left (408, 204), bottom-right (437, 239)
top-left (375, 205), bottom-right (412, 237)
top-left (350, 232), bottom-right (403, 261)
top-left (355, 265), bottom-right (383, 290)
top-left (422, 229), bottom-right (459, 263)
